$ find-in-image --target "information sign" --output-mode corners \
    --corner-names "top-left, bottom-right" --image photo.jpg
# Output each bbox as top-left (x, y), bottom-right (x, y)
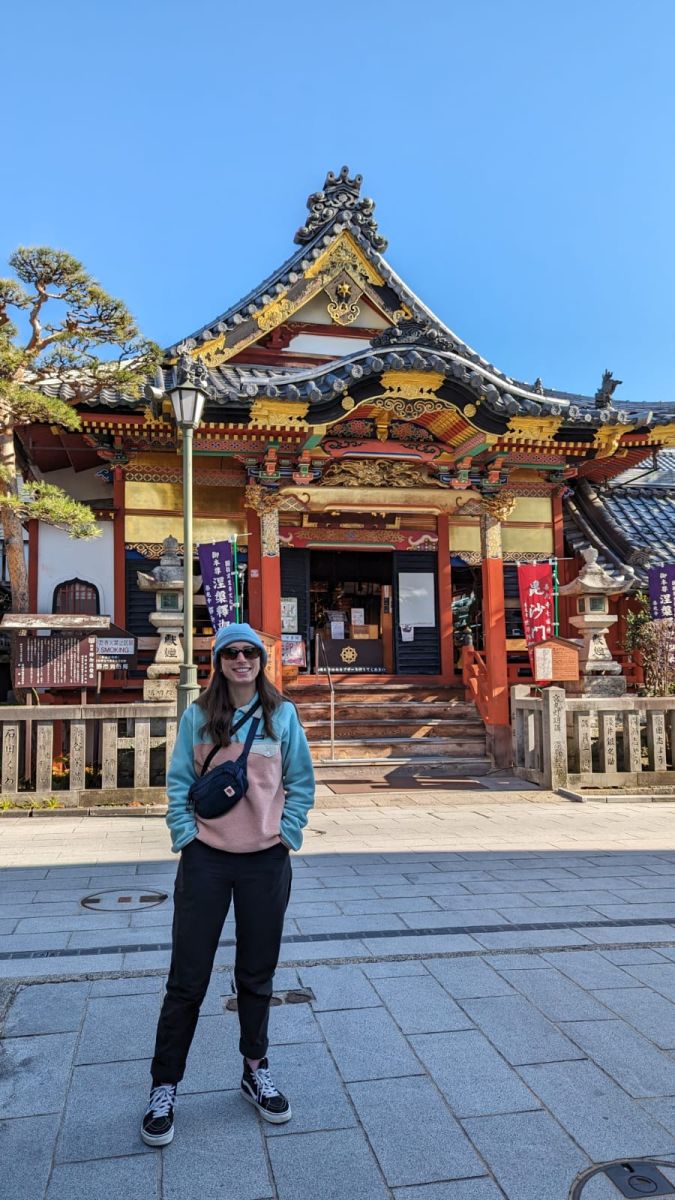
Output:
top-left (15, 634), bottom-right (98, 689)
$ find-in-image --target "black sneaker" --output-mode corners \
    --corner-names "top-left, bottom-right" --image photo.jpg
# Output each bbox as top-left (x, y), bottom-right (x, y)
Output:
top-left (241, 1057), bottom-right (292, 1124)
top-left (141, 1083), bottom-right (177, 1146)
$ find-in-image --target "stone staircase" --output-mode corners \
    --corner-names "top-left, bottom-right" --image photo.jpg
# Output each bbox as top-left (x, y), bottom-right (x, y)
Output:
top-left (287, 682), bottom-right (492, 782)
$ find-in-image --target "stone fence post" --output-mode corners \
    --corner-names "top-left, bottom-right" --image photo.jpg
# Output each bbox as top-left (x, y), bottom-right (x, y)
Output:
top-left (540, 687), bottom-right (569, 791)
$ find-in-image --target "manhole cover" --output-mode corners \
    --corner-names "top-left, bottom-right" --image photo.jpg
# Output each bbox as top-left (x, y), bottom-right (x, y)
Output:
top-left (571, 1161), bottom-right (675, 1198)
top-left (80, 888), bottom-right (168, 912)
top-left (224, 988), bottom-right (315, 1012)
top-left (604, 1164), bottom-right (674, 1198)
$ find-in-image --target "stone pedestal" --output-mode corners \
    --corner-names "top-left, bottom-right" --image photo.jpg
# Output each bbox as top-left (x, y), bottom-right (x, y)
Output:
top-left (565, 674), bottom-right (627, 698)
top-left (143, 677), bottom-right (179, 702)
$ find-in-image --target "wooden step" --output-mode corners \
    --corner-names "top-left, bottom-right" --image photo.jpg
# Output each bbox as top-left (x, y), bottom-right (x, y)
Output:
top-left (296, 701), bottom-right (477, 721)
top-left (304, 719), bottom-right (485, 740)
top-left (313, 757), bottom-right (492, 779)
top-left (310, 737), bottom-right (487, 761)
top-left (288, 686), bottom-right (465, 703)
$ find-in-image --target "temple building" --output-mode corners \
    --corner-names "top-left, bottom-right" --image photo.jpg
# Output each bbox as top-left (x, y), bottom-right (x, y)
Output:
top-left (11, 168), bottom-right (675, 764)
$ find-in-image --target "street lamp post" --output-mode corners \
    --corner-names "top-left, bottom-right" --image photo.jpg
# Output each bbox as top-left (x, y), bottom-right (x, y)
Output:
top-left (168, 351), bottom-right (210, 721)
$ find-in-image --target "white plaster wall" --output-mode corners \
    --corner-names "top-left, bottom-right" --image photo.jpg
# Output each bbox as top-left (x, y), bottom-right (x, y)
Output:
top-left (34, 466), bottom-right (113, 502)
top-left (37, 522), bottom-right (114, 615)
top-left (286, 334), bottom-right (373, 357)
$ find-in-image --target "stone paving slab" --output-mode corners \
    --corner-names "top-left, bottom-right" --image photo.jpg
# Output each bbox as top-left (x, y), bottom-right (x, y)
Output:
top-left (0, 1031), bottom-right (77, 1117)
top-left (46, 1156), bottom-right (160, 1200)
top-left (410, 1029), bottom-right (540, 1117)
top-left (369, 974), bottom-right (473, 1034)
top-left (518, 1059), bottom-right (675, 1159)
top-left (392, 1183), bottom-right (505, 1200)
top-left (267, 1127), bottom-right (391, 1200)
top-left (561, 1016), bottom-right (675, 1097)
top-left (462, 1109), bottom-right (590, 1200)
top-left (4, 980), bottom-right (91, 1035)
top-left (459, 994), bottom-right (585, 1064)
top-left (348, 1074), bottom-right (485, 1187)
top-left (2, 1114), bottom-right (60, 1200)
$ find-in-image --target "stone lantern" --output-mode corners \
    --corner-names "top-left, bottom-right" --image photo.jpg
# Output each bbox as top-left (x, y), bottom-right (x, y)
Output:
top-left (558, 547), bottom-right (628, 696)
top-left (136, 536), bottom-right (189, 702)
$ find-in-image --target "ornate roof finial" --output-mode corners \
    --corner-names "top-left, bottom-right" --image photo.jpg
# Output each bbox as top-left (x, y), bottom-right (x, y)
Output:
top-left (175, 342), bottom-right (212, 395)
top-left (294, 166), bottom-right (388, 252)
top-left (594, 369), bottom-right (622, 409)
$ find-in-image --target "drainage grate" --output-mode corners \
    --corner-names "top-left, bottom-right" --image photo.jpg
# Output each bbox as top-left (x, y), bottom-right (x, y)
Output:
top-left (224, 988), bottom-right (315, 1012)
top-left (80, 888), bottom-right (168, 912)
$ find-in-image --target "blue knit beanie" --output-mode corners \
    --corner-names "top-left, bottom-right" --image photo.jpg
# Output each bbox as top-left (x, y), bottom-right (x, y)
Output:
top-left (212, 623), bottom-right (268, 666)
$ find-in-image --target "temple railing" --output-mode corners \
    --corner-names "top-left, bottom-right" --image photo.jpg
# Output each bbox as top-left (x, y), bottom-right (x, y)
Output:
top-left (0, 703), bottom-right (176, 807)
top-left (511, 685), bottom-right (675, 792)
top-left (461, 644), bottom-right (490, 724)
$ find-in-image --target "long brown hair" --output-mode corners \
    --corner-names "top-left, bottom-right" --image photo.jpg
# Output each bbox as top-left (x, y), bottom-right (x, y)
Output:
top-left (196, 655), bottom-right (284, 746)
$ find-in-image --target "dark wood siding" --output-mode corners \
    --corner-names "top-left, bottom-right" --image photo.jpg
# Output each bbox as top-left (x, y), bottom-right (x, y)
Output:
top-left (393, 551), bottom-right (440, 674)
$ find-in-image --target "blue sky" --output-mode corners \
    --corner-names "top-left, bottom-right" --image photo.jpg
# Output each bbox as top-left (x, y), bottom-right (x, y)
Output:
top-left (3, 0), bottom-right (674, 404)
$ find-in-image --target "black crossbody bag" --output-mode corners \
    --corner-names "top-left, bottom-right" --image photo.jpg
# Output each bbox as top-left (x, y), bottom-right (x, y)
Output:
top-left (187, 703), bottom-right (261, 821)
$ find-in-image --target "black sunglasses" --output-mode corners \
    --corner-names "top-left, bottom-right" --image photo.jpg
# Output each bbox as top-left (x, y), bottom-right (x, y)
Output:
top-left (221, 646), bottom-right (261, 661)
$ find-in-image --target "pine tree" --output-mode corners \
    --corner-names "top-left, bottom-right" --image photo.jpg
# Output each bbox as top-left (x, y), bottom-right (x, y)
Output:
top-left (0, 248), bottom-right (160, 618)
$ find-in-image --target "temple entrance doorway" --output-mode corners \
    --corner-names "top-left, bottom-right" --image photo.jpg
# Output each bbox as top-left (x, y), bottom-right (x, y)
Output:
top-left (310, 549), bottom-right (392, 674)
top-left (279, 547), bottom-right (442, 676)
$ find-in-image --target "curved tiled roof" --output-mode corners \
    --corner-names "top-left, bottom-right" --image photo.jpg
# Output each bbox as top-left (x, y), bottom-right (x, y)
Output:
top-left (564, 452), bottom-right (675, 587)
top-left (160, 168), bottom-right (675, 428)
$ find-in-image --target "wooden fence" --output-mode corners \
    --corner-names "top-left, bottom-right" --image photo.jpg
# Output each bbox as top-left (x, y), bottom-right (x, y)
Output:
top-left (512, 685), bottom-right (675, 792)
top-left (0, 703), bottom-right (176, 807)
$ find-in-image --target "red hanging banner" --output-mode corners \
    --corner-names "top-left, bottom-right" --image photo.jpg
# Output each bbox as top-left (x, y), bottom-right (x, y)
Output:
top-left (517, 563), bottom-right (554, 659)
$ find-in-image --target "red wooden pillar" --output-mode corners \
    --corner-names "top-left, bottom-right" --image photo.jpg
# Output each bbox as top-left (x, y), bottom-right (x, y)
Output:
top-left (260, 509), bottom-right (282, 640)
top-left (480, 512), bottom-right (510, 765)
top-left (552, 487), bottom-right (565, 560)
top-left (27, 519), bottom-right (39, 610)
top-left (112, 466), bottom-right (126, 627)
top-left (436, 513), bottom-right (455, 681)
top-left (246, 507), bottom-right (263, 630)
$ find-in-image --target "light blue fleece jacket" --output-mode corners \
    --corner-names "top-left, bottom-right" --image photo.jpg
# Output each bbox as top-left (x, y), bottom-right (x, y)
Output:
top-left (166, 698), bottom-right (315, 854)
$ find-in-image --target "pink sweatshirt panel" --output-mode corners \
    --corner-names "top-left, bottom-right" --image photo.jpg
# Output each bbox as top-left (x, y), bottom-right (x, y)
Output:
top-left (192, 741), bottom-right (285, 854)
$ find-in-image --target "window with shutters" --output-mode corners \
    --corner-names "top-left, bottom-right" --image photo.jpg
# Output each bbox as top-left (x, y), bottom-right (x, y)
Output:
top-left (52, 577), bottom-right (100, 615)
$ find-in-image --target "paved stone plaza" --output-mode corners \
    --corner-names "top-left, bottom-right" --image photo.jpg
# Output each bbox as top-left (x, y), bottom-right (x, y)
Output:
top-left (2, 788), bottom-right (675, 1199)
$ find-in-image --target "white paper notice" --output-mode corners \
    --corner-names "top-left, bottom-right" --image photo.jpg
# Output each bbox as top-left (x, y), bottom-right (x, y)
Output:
top-left (534, 646), bottom-right (553, 678)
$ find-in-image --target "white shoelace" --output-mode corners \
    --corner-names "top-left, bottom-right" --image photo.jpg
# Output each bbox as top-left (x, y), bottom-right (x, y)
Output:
top-left (253, 1066), bottom-right (280, 1100)
top-left (147, 1084), bottom-right (176, 1117)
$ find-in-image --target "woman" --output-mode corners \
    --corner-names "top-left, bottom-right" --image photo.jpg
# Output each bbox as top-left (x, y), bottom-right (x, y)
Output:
top-left (141, 623), bottom-right (315, 1146)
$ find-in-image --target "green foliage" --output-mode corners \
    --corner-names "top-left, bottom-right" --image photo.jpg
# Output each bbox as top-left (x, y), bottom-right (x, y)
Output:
top-left (624, 592), bottom-right (675, 696)
top-left (3, 482), bottom-right (101, 538)
top-left (0, 245), bottom-right (160, 618)
top-left (0, 245), bottom-right (161, 416)
top-left (624, 592), bottom-right (651, 653)
top-left (3, 381), bottom-right (82, 430)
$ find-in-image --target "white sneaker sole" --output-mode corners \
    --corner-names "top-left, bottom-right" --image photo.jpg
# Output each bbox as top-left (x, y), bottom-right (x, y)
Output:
top-left (241, 1086), bottom-right (292, 1124)
top-left (141, 1123), bottom-right (175, 1147)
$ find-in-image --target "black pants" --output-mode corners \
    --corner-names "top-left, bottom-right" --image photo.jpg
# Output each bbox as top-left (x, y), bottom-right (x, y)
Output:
top-left (151, 837), bottom-right (292, 1086)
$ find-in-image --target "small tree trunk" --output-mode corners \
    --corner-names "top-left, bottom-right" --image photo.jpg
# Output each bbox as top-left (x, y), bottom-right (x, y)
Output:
top-left (1, 424), bottom-right (30, 701)
top-left (0, 427), bottom-right (29, 613)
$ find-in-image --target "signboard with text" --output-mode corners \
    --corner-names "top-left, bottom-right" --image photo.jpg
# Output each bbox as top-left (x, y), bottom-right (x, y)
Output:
top-left (648, 565), bottom-right (675, 620)
top-left (95, 625), bottom-right (137, 672)
top-left (532, 637), bottom-right (580, 683)
top-left (198, 541), bottom-right (236, 630)
top-left (15, 634), bottom-right (98, 689)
